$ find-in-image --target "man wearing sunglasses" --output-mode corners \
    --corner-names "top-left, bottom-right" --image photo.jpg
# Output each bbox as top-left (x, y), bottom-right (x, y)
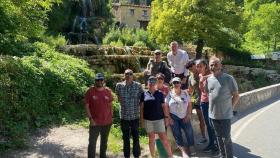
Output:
top-left (144, 50), bottom-right (171, 84)
top-left (85, 73), bottom-right (113, 158)
top-left (115, 69), bottom-right (144, 158)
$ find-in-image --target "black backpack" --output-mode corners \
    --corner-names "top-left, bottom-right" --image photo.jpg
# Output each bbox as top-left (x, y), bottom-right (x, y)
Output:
top-left (159, 62), bottom-right (172, 84)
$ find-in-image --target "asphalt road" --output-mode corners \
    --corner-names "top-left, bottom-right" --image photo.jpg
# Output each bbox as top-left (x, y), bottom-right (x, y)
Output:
top-left (231, 98), bottom-right (280, 158)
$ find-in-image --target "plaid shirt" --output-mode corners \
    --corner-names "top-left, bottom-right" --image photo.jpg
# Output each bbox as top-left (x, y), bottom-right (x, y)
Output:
top-left (115, 81), bottom-right (143, 120)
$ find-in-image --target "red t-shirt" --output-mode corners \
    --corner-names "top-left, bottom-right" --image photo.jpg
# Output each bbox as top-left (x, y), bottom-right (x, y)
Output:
top-left (85, 87), bottom-right (113, 125)
top-left (156, 84), bottom-right (169, 98)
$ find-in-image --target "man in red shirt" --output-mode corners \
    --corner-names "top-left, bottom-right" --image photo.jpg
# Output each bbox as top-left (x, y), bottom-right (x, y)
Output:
top-left (85, 73), bottom-right (113, 158)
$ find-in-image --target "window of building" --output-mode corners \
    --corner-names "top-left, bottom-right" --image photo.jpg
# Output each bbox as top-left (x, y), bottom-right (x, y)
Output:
top-left (143, 10), bottom-right (148, 16)
top-left (129, 9), bottom-right (135, 16)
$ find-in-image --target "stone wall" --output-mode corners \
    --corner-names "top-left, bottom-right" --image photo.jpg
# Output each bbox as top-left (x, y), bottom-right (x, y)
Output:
top-left (235, 83), bottom-right (280, 112)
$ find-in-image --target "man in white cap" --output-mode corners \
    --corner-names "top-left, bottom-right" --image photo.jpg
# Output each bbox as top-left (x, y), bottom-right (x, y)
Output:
top-left (85, 73), bottom-right (113, 158)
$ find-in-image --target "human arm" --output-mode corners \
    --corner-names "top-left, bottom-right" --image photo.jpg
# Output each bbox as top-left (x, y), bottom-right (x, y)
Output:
top-left (85, 103), bottom-right (96, 126)
top-left (84, 88), bottom-right (96, 126)
top-left (232, 91), bottom-right (240, 109)
top-left (184, 101), bottom-right (192, 123)
top-left (231, 76), bottom-right (240, 109)
top-left (140, 102), bottom-right (144, 128)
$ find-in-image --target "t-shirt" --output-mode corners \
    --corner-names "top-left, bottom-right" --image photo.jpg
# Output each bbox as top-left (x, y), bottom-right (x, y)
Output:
top-left (85, 87), bottom-right (113, 125)
top-left (156, 84), bottom-right (169, 98)
top-left (165, 90), bottom-right (190, 119)
top-left (199, 73), bottom-right (211, 103)
top-left (146, 60), bottom-right (169, 76)
top-left (188, 72), bottom-right (201, 105)
top-left (140, 90), bottom-right (165, 120)
top-left (206, 73), bottom-right (238, 119)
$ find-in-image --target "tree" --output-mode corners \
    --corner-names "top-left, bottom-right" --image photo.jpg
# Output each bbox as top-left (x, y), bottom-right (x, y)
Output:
top-left (148, 0), bottom-right (242, 59)
top-left (0, 0), bottom-right (61, 54)
top-left (243, 2), bottom-right (280, 54)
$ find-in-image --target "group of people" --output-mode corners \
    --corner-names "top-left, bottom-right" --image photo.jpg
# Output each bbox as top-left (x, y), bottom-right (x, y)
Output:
top-left (85, 41), bottom-right (240, 158)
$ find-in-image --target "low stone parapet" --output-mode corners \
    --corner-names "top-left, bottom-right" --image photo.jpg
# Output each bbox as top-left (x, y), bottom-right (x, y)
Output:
top-left (235, 83), bottom-right (280, 112)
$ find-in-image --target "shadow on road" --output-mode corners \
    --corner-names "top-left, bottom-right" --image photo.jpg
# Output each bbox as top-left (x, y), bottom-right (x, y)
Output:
top-left (232, 96), bottom-right (280, 124)
top-left (233, 143), bottom-right (261, 158)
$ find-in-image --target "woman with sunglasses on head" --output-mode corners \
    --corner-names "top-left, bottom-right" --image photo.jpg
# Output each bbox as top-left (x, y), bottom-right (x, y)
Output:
top-left (140, 76), bottom-right (173, 158)
top-left (165, 77), bottom-right (196, 158)
top-left (155, 73), bottom-right (170, 98)
top-left (196, 59), bottom-right (218, 153)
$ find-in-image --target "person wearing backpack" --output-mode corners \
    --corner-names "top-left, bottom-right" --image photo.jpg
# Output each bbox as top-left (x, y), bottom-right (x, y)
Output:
top-left (144, 50), bottom-right (172, 85)
top-left (165, 77), bottom-right (196, 158)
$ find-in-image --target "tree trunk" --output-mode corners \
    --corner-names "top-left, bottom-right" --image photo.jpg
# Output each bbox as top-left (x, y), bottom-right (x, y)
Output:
top-left (195, 39), bottom-right (204, 59)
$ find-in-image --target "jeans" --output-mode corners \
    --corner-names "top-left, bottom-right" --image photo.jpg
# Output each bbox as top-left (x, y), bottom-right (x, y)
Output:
top-left (88, 124), bottom-right (112, 158)
top-left (200, 102), bottom-right (216, 147)
top-left (170, 113), bottom-right (194, 147)
top-left (120, 119), bottom-right (140, 158)
top-left (211, 119), bottom-right (233, 158)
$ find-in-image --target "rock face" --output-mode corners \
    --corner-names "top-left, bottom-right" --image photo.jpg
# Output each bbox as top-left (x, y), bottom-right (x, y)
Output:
top-left (61, 44), bottom-right (280, 92)
top-left (223, 65), bottom-right (280, 93)
top-left (61, 44), bottom-right (164, 73)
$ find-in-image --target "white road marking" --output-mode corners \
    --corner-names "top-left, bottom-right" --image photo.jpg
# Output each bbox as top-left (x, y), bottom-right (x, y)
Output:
top-left (232, 99), bottom-right (280, 141)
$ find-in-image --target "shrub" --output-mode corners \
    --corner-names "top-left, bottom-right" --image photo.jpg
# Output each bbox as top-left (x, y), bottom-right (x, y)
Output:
top-left (133, 41), bottom-right (146, 47)
top-left (0, 42), bottom-right (94, 151)
top-left (103, 27), bottom-right (159, 50)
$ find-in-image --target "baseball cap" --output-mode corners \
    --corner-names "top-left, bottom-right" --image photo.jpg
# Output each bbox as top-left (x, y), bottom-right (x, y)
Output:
top-left (154, 50), bottom-right (162, 55)
top-left (148, 76), bottom-right (157, 84)
top-left (95, 73), bottom-right (104, 80)
top-left (171, 77), bottom-right (181, 83)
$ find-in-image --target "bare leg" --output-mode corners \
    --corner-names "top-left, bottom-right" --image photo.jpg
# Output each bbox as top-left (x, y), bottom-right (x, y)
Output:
top-left (178, 146), bottom-right (189, 158)
top-left (148, 132), bottom-right (156, 157)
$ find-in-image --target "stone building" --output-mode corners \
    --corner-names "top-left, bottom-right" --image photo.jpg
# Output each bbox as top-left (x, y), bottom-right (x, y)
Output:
top-left (112, 0), bottom-right (151, 29)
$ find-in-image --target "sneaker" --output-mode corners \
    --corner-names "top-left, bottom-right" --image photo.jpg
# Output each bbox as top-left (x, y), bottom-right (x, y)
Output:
top-left (189, 146), bottom-right (196, 156)
top-left (197, 138), bottom-right (207, 145)
top-left (203, 145), bottom-right (213, 153)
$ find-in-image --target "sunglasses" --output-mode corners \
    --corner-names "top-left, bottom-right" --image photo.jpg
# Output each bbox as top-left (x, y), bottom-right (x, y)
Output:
top-left (157, 77), bottom-right (164, 80)
top-left (173, 81), bottom-right (181, 84)
top-left (125, 72), bottom-right (133, 76)
top-left (155, 53), bottom-right (161, 56)
top-left (148, 80), bottom-right (157, 84)
top-left (96, 79), bottom-right (104, 82)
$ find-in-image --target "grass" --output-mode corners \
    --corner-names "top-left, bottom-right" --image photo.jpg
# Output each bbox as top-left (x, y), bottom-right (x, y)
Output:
top-left (69, 119), bottom-right (149, 154)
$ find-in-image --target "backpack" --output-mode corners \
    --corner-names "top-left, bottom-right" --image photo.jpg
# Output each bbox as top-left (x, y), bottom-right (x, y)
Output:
top-left (159, 61), bottom-right (172, 84)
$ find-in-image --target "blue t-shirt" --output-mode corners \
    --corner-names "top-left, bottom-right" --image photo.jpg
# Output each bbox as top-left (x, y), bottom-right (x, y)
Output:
top-left (140, 90), bottom-right (165, 121)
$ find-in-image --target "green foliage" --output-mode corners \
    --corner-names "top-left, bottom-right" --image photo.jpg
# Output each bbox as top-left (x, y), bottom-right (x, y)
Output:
top-left (133, 41), bottom-right (146, 47)
top-left (103, 27), bottom-right (158, 49)
top-left (0, 0), bottom-right (61, 55)
top-left (0, 43), bottom-right (94, 151)
top-left (148, 0), bottom-right (242, 48)
top-left (242, 2), bottom-right (280, 54)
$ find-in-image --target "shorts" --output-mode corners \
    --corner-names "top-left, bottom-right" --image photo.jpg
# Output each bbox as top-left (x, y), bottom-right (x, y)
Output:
top-left (193, 104), bottom-right (201, 110)
top-left (144, 119), bottom-right (165, 133)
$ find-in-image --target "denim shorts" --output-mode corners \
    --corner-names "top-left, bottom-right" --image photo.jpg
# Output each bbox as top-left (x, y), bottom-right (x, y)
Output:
top-left (145, 119), bottom-right (165, 133)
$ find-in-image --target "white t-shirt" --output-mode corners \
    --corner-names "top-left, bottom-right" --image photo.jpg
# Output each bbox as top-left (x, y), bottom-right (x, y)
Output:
top-left (167, 49), bottom-right (189, 75)
top-left (165, 90), bottom-right (190, 119)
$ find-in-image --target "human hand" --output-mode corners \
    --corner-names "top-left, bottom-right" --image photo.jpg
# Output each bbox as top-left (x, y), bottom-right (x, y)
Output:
top-left (89, 118), bottom-right (96, 126)
top-left (104, 96), bottom-right (109, 100)
top-left (169, 118), bottom-right (174, 125)
top-left (183, 115), bottom-right (191, 123)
